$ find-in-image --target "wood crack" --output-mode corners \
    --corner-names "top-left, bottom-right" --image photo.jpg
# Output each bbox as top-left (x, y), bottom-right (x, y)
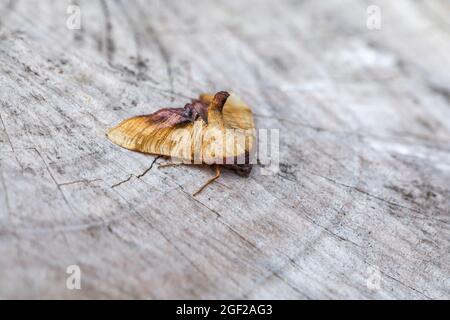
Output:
top-left (110, 187), bottom-right (213, 291)
top-left (303, 215), bottom-right (363, 249)
top-left (58, 178), bottom-right (103, 187)
top-left (111, 156), bottom-right (161, 188)
top-left (306, 170), bottom-right (428, 215)
top-left (29, 147), bottom-right (76, 214)
top-left (380, 270), bottom-right (433, 299)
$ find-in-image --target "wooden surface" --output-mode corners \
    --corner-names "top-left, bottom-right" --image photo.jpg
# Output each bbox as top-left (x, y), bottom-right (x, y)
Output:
top-left (0, 0), bottom-right (449, 299)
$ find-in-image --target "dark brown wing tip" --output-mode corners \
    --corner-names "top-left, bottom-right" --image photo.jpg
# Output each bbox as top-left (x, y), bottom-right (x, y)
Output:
top-left (215, 91), bottom-right (230, 98)
top-left (190, 101), bottom-right (209, 124)
top-left (214, 91), bottom-right (230, 103)
top-left (211, 91), bottom-right (230, 112)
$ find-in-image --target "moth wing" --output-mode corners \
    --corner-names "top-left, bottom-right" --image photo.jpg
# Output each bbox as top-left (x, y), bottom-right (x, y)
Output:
top-left (106, 108), bottom-right (202, 162)
top-left (191, 100), bottom-right (209, 124)
top-left (199, 93), bottom-right (256, 164)
top-left (199, 93), bottom-right (255, 131)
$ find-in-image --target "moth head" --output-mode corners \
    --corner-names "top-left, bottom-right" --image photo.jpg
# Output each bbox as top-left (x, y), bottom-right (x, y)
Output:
top-left (181, 104), bottom-right (196, 121)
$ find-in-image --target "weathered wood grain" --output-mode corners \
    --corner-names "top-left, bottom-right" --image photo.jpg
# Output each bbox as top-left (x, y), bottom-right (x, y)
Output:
top-left (0, 0), bottom-right (449, 299)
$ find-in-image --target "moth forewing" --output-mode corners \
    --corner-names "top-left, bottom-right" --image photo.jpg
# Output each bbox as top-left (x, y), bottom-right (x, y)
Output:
top-left (167, 127), bottom-right (194, 164)
top-left (225, 127), bottom-right (256, 165)
top-left (192, 120), bottom-right (205, 165)
top-left (224, 128), bottom-right (237, 165)
top-left (201, 126), bottom-right (226, 165)
top-left (246, 128), bottom-right (257, 165)
top-left (223, 128), bottom-right (242, 165)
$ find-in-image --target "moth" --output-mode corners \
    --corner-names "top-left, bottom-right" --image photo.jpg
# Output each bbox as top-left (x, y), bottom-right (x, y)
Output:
top-left (107, 91), bottom-right (255, 195)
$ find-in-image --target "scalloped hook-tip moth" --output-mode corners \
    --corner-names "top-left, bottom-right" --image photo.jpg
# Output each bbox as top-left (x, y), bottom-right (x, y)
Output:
top-left (106, 91), bottom-right (256, 196)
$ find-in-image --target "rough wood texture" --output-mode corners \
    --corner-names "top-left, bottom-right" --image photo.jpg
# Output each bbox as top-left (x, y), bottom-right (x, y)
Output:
top-left (0, 0), bottom-right (449, 299)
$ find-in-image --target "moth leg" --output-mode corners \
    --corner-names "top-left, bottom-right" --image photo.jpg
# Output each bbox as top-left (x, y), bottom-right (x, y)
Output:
top-left (193, 165), bottom-right (221, 196)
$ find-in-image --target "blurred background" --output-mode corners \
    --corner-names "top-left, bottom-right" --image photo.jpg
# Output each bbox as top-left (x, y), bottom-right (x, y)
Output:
top-left (0, 0), bottom-right (449, 299)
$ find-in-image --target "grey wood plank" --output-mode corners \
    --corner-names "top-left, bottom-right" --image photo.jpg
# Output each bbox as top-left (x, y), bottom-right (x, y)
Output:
top-left (0, 0), bottom-right (448, 299)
